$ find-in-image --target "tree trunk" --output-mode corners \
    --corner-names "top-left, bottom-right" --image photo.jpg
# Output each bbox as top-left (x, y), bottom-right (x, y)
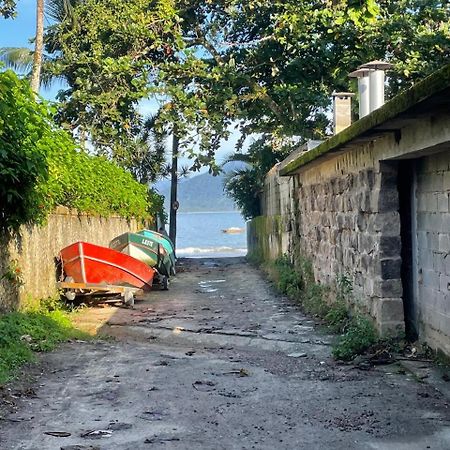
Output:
top-left (30, 0), bottom-right (44, 93)
top-left (169, 128), bottom-right (179, 249)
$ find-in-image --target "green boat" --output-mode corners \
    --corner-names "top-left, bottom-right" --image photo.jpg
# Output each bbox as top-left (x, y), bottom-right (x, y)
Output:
top-left (109, 232), bottom-right (173, 279)
top-left (137, 229), bottom-right (176, 275)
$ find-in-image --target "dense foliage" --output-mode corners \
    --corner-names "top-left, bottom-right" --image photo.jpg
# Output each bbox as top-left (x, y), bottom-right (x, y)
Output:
top-left (178, 0), bottom-right (450, 140)
top-left (45, 0), bottom-right (182, 155)
top-left (38, 0), bottom-right (450, 173)
top-left (223, 137), bottom-right (291, 219)
top-left (0, 70), bottom-right (158, 230)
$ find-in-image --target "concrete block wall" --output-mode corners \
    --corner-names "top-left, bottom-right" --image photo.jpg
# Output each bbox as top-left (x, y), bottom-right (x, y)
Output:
top-left (416, 151), bottom-right (450, 354)
top-left (249, 166), bottom-right (295, 262)
top-left (0, 207), bottom-right (145, 311)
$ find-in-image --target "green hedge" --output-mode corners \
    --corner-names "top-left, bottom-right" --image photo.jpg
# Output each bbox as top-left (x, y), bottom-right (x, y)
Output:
top-left (0, 70), bottom-right (159, 230)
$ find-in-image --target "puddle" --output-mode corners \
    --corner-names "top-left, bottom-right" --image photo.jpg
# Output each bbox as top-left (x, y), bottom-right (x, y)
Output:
top-left (198, 280), bottom-right (225, 293)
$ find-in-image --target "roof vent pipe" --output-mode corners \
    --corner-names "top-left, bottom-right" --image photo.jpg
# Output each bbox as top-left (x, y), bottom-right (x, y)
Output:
top-left (360, 60), bottom-right (393, 113)
top-left (349, 68), bottom-right (371, 118)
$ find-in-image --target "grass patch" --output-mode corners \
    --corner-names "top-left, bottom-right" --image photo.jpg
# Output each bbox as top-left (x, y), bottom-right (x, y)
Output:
top-left (0, 299), bottom-right (88, 384)
top-left (268, 254), bottom-right (378, 361)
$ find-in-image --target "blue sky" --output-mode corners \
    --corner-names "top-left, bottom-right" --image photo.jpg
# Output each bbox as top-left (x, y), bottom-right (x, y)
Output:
top-left (0, 2), bottom-right (245, 168)
top-left (0, 2), bottom-right (35, 48)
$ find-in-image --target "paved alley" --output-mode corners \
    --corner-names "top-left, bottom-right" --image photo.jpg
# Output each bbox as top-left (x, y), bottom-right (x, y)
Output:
top-left (1, 258), bottom-right (450, 449)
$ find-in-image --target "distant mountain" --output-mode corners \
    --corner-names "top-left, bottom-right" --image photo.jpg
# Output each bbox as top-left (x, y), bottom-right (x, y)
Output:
top-left (154, 163), bottom-right (246, 213)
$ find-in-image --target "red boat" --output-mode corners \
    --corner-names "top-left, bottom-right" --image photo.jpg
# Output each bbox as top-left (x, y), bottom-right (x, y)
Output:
top-left (60, 242), bottom-right (155, 290)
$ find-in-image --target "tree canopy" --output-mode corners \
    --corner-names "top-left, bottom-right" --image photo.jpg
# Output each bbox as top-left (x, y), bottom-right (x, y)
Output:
top-left (176, 0), bottom-right (449, 141)
top-left (44, 0), bottom-right (450, 166)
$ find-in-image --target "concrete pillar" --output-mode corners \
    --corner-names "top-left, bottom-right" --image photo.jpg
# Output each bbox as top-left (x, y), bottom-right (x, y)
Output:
top-left (332, 92), bottom-right (354, 134)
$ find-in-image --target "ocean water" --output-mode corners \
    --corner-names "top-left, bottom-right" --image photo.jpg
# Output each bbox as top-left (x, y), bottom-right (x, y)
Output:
top-left (174, 211), bottom-right (247, 258)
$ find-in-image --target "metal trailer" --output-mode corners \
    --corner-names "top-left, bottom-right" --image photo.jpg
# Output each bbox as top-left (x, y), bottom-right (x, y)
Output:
top-left (57, 280), bottom-right (143, 307)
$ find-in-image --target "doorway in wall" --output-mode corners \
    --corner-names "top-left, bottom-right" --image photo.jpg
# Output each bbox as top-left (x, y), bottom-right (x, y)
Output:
top-left (397, 159), bottom-right (418, 340)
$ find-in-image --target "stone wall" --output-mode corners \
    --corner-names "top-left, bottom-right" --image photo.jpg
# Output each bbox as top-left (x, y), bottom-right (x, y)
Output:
top-left (247, 165), bottom-right (295, 262)
top-left (293, 144), bottom-right (404, 335)
top-left (248, 111), bottom-right (450, 340)
top-left (0, 207), bottom-right (145, 311)
top-left (247, 68), bottom-right (450, 352)
top-left (415, 152), bottom-right (450, 354)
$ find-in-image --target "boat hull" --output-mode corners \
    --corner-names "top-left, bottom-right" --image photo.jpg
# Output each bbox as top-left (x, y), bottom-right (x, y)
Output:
top-left (137, 229), bottom-right (176, 275)
top-left (109, 232), bottom-right (173, 277)
top-left (60, 242), bottom-right (155, 290)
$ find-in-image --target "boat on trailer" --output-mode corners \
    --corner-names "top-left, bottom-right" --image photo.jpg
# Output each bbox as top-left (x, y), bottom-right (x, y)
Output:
top-left (109, 232), bottom-right (173, 287)
top-left (59, 241), bottom-right (156, 305)
top-left (137, 229), bottom-right (176, 275)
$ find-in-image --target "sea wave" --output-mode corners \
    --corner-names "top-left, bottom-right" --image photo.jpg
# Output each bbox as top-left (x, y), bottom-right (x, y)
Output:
top-left (177, 246), bottom-right (247, 255)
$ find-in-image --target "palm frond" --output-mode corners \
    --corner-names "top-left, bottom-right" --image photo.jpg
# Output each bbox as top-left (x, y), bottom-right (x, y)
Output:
top-left (45, 0), bottom-right (77, 23)
top-left (222, 152), bottom-right (253, 166)
top-left (0, 47), bottom-right (33, 73)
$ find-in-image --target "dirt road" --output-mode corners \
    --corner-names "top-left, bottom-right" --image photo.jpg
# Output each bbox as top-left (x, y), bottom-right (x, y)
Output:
top-left (1, 258), bottom-right (450, 449)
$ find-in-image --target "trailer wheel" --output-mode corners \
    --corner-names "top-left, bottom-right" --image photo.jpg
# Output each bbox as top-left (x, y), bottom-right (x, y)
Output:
top-left (124, 290), bottom-right (134, 307)
top-left (65, 291), bottom-right (76, 301)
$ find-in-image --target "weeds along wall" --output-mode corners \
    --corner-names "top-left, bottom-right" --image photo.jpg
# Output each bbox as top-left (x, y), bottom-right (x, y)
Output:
top-left (0, 207), bottom-right (145, 311)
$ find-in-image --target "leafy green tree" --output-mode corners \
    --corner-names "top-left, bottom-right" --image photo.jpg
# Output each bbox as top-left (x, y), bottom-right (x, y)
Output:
top-left (45, 0), bottom-right (183, 153)
top-left (177, 0), bottom-right (449, 141)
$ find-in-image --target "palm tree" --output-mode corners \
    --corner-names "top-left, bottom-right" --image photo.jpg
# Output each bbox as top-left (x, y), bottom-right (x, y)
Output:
top-left (0, 0), bottom-right (77, 91)
top-left (30, 0), bottom-right (44, 92)
top-left (223, 137), bottom-right (291, 220)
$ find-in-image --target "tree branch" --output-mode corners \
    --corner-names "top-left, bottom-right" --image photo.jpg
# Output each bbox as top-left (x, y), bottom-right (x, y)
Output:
top-left (192, 26), bottom-right (286, 123)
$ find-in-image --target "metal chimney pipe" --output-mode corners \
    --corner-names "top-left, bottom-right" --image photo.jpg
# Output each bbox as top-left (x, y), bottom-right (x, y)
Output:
top-left (360, 60), bottom-right (393, 113)
top-left (349, 68), bottom-right (371, 118)
top-left (369, 69), bottom-right (385, 111)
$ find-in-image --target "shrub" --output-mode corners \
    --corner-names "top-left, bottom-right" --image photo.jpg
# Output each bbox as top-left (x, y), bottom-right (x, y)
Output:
top-left (332, 315), bottom-right (377, 361)
top-left (0, 70), bottom-right (160, 230)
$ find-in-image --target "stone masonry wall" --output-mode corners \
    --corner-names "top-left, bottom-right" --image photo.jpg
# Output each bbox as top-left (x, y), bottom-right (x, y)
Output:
top-left (248, 108), bottom-right (450, 345)
top-left (0, 207), bottom-right (145, 311)
top-left (294, 142), bottom-right (404, 335)
top-left (248, 139), bottom-right (405, 335)
top-left (416, 151), bottom-right (450, 354)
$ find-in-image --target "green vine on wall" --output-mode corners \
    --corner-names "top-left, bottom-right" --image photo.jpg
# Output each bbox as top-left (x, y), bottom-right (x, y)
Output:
top-left (0, 70), bottom-right (159, 230)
